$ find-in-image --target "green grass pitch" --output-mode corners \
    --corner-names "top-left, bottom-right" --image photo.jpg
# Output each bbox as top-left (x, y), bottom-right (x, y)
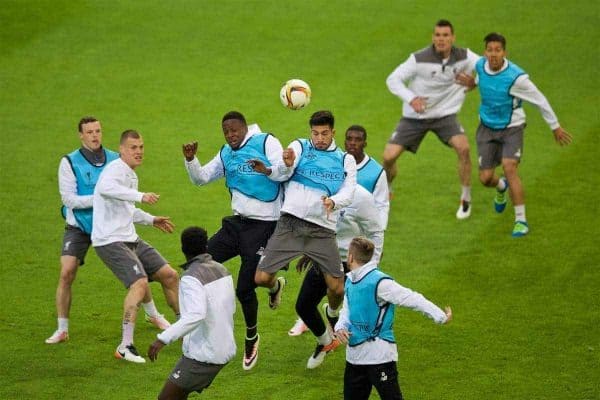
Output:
top-left (0, 1), bottom-right (598, 399)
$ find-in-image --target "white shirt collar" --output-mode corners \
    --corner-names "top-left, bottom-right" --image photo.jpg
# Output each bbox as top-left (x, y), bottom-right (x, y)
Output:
top-left (309, 139), bottom-right (337, 151)
top-left (484, 58), bottom-right (509, 75)
top-left (355, 153), bottom-right (371, 169)
top-left (348, 260), bottom-right (378, 282)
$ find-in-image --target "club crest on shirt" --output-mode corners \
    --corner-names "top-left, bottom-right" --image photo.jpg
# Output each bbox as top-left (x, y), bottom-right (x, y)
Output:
top-left (304, 151), bottom-right (317, 161)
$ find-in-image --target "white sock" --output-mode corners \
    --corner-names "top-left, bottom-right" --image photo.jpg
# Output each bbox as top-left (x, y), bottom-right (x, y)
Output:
top-left (497, 179), bottom-right (507, 191)
top-left (58, 318), bottom-right (69, 332)
top-left (461, 186), bottom-right (471, 202)
top-left (325, 305), bottom-right (339, 318)
top-left (317, 330), bottom-right (332, 346)
top-left (515, 205), bottom-right (526, 222)
top-left (121, 322), bottom-right (135, 347)
top-left (142, 300), bottom-right (159, 317)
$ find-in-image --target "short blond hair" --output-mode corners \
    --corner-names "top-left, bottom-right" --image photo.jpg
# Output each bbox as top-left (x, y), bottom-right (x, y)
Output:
top-left (120, 129), bottom-right (141, 144)
top-left (348, 236), bottom-right (375, 265)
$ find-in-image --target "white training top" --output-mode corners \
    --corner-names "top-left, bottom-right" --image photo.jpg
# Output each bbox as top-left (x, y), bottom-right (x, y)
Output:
top-left (387, 47), bottom-right (480, 119)
top-left (91, 158), bottom-right (154, 247)
top-left (157, 266), bottom-right (236, 364)
top-left (337, 185), bottom-right (385, 264)
top-left (476, 59), bottom-right (560, 130)
top-left (335, 261), bottom-right (447, 365)
top-left (184, 131), bottom-right (284, 221)
top-left (355, 154), bottom-right (390, 229)
top-left (268, 139), bottom-right (357, 232)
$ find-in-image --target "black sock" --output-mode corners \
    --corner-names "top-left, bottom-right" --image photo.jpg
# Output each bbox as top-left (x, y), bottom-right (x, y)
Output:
top-left (246, 326), bottom-right (258, 341)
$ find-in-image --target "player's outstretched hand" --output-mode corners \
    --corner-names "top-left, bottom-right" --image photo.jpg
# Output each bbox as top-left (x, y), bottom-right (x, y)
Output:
top-left (444, 306), bottom-right (453, 324)
top-left (182, 142), bottom-right (198, 161)
top-left (282, 148), bottom-right (295, 167)
top-left (153, 216), bottom-right (175, 233)
top-left (148, 339), bottom-right (166, 362)
top-left (142, 192), bottom-right (160, 204)
top-left (553, 127), bottom-right (572, 146)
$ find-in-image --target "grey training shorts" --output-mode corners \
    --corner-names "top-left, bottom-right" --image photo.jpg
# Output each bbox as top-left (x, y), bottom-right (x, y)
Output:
top-left (168, 356), bottom-right (225, 394)
top-left (388, 114), bottom-right (465, 153)
top-left (476, 123), bottom-right (525, 169)
top-left (258, 213), bottom-right (344, 278)
top-left (61, 225), bottom-right (92, 266)
top-left (94, 239), bottom-right (168, 288)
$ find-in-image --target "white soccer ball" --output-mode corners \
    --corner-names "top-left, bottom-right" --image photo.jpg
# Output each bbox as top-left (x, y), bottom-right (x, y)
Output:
top-left (280, 79), bottom-right (311, 110)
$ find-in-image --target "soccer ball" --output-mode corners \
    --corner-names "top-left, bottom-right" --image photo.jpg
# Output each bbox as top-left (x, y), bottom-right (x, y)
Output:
top-left (280, 79), bottom-right (311, 110)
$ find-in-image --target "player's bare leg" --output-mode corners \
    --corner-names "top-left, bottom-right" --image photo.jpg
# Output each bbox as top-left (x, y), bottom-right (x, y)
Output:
top-left (501, 158), bottom-right (523, 206)
top-left (382, 143), bottom-right (405, 198)
top-left (502, 158), bottom-right (528, 236)
top-left (152, 265), bottom-right (180, 315)
top-left (323, 274), bottom-right (344, 310)
top-left (254, 270), bottom-right (276, 288)
top-left (449, 134), bottom-right (472, 219)
top-left (449, 134), bottom-right (471, 188)
top-left (46, 256), bottom-right (79, 344)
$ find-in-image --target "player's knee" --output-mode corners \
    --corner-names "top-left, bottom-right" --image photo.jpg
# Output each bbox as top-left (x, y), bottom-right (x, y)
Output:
top-left (157, 265), bottom-right (179, 288)
top-left (59, 268), bottom-right (77, 286)
top-left (479, 171), bottom-right (494, 186)
top-left (501, 160), bottom-right (518, 176)
top-left (59, 257), bottom-right (78, 284)
top-left (382, 145), bottom-right (402, 164)
top-left (478, 175), bottom-right (491, 186)
top-left (456, 145), bottom-right (470, 160)
top-left (254, 271), bottom-right (268, 286)
top-left (129, 277), bottom-right (149, 293)
top-left (382, 154), bottom-right (397, 167)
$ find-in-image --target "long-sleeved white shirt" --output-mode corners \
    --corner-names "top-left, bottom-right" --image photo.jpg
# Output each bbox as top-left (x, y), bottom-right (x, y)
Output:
top-left (387, 46), bottom-right (479, 119)
top-left (356, 154), bottom-right (389, 229)
top-left (184, 131), bottom-right (284, 221)
top-left (157, 256), bottom-right (236, 364)
top-left (268, 139), bottom-right (357, 231)
top-left (476, 58), bottom-right (560, 130)
top-left (91, 158), bottom-right (154, 247)
top-left (337, 185), bottom-right (384, 264)
top-left (335, 261), bottom-right (447, 365)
